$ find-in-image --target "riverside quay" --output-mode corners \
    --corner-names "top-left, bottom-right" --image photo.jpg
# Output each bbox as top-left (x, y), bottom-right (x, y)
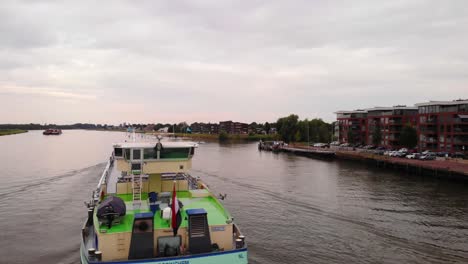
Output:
top-left (335, 99), bottom-right (468, 154)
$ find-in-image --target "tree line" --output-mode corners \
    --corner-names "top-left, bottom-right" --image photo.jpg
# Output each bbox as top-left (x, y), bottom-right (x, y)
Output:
top-left (0, 116), bottom-right (335, 145)
top-left (275, 114), bottom-right (332, 143)
top-left (0, 123), bottom-right (106, 130)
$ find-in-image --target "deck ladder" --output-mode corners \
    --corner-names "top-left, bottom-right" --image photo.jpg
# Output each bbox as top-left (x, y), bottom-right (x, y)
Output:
top-left (132, 172), bottom-right (142, 205)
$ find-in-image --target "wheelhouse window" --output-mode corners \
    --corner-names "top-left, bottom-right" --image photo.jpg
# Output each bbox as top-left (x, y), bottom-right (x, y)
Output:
top-left (133, 149), bottom-right (142, 160)
top-left (114, 148), bottom-right (123, 157)
top-left (160, 148), bottom-right (190, 159)
top-left (131, 163), bottom-right (141, 170)
top-left (124, 149), bottom-right (131, 160)
top-left (144, 148), bottom-right (156, 159)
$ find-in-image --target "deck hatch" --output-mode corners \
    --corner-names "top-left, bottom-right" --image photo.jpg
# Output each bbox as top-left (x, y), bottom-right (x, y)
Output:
top-left (186, 208), bottom-right (212, 254)
top-left (189, 215), bottom-right (206, 238)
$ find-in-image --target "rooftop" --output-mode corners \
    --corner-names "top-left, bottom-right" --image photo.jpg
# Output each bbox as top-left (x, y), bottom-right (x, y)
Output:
top-left (336, 106), bottom-right (418, 114)
top-left (113, 141), bottom-right (198, 149)
top-left (334, 110), bottom-right (368, 114)
top-left (415, 99), bottom-right (468, 107)
top-left (366, 106), bottom-right (418, 111)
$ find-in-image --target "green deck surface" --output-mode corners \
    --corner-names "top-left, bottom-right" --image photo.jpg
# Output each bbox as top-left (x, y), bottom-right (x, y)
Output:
top-left (95, 191), bottom-right (230, 234)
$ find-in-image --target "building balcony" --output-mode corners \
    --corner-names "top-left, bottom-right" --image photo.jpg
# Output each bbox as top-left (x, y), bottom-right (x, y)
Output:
top-left (453, 118), bottom-right (468, 124)
top-left (420, 119), bottom-right (438, 124)
top-left (388, 120), bottom-right (402, 125)
top-left (419, 123), bottom-right (438, 127)
top-left (453, 137), bottom-right (468, 144)
top-left (421, 138), bottom-right (437, 143)
top-left (453, 127), bottom-right (468, 133)
top-left (419, 129), bottom-right (438, 134)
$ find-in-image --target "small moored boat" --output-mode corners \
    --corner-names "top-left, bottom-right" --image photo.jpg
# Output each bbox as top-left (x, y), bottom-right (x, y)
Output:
top-left (43, 128), bottom-right (62, 135)
top-left (81, 138), bottom-right (248, 263)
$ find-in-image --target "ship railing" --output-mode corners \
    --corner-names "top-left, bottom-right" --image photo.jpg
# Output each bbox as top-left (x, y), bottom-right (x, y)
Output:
top-left (93, 153), bottom-right (115, 201)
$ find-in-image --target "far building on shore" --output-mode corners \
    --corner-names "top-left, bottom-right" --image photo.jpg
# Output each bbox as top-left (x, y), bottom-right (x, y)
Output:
top-left (190, 122), bottom-right (219, 134)
top-left (335, 99), bottom-right (468, 154)
top-left (219, 121), bottom-right (249, 134)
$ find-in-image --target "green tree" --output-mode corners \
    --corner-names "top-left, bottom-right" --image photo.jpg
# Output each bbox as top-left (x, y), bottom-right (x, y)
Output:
top-left (372, 125), bottom-right (382, 146)
top-left (218, 130), bottom-right (228, 141)
top-left (168, 124), bottom-right (176, 133)
top-left (400, 123), bottom-right (418, 148)
top-left (264, 122), bottom-right (271, 134)
top-left (296, 119), bottom-right (307, 142)
top-left (276, 114), bottom-right (299, 143)
top-left (294, 130), bottom-right (302, 142)
top-left (318, 123), bottom-right (330, 143)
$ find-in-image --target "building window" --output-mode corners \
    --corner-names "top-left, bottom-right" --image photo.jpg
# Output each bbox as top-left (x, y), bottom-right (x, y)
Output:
top-left (133, 149), bottom-right (142, 160)
top-left (459, 104), bottom-right (468, 112)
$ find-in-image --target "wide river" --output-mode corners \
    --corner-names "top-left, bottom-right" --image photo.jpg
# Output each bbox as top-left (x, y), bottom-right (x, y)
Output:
top-left (0, 130), bottom-right (467, 264)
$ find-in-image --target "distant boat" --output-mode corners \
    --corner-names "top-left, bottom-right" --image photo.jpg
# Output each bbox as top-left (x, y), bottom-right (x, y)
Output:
top-left (43, 129), bottom-right (62, 135)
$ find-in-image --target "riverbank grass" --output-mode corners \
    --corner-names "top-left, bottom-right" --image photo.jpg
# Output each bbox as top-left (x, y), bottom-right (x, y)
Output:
top-left (0, 129), bottom-right (28, 136)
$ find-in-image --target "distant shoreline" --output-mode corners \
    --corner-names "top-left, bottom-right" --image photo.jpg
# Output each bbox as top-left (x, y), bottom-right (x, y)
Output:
top-left (148, 132), bottom-right (279, 141)
top-left (0, 129), bottom-right (28, 136)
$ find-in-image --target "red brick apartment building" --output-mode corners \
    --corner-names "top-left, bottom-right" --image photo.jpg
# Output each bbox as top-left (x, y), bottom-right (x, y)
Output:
top-left (415, 100), bottom-right (468, 153)
top-left (335, 110), bottom-right (368, 144)
top-left (219, 121), bottom-right (249, 134)
top-left (190, 122), bottom-right (219, 134)
top-left (335, 99), bottom-right (468, 153)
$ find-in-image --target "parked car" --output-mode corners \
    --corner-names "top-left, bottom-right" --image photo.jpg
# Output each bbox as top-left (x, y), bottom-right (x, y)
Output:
top-left (395, 151), bottom-right (407, 158)
top-left (419, 153), bottom-right (436, 160)
top-left (451, 152), bottom-right (465, 159)
top-left (313, 143), bottom-right (328, 148)
top-left (373, 149), bottom-right (385, 155)
top-left (362, 145), bottom-right (376, 149)
top-left (406, 153), bottom-right (421, 159)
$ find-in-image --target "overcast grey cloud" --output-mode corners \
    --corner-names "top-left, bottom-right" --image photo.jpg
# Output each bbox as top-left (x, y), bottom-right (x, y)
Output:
top-left (1, 0), bottom-right (467, 124)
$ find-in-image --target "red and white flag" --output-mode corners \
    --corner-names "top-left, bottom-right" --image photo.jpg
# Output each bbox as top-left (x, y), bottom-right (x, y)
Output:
top-left (171, 181), bottom-right (182, 236)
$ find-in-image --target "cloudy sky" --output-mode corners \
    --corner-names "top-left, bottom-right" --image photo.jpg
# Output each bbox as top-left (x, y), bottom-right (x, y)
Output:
top-left (1, 0), bottom-right (467, 125)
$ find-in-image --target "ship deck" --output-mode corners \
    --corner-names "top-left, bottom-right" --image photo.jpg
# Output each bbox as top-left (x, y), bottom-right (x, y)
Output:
top-left (94, 191), bottom-right (230, 234)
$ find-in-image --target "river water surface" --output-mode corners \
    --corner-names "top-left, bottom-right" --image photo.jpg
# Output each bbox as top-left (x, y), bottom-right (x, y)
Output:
top-left (0, 130), bottom-right (467, 264)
